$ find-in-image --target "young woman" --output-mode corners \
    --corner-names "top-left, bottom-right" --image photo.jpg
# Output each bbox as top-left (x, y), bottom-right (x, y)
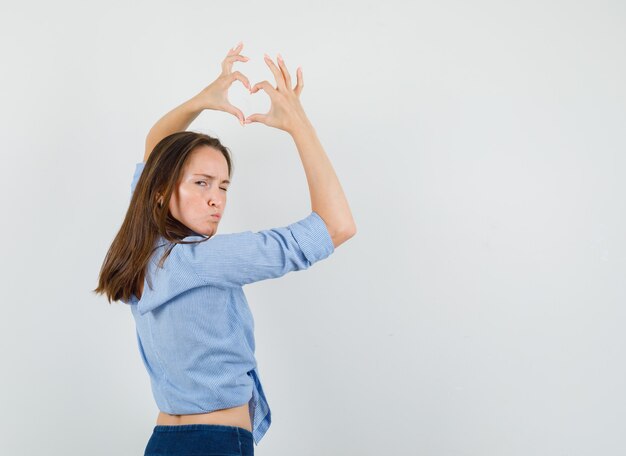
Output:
top-left (94, 42), bottom-right (356, 455)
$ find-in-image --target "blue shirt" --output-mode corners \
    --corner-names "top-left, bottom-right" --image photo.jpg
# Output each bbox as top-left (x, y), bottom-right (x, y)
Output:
top-left (123, 162), bottom-right (335, 445)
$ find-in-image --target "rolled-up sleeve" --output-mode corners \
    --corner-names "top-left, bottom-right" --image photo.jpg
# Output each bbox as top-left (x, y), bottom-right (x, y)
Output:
top-left (182, 211), bottom-right (335, 288)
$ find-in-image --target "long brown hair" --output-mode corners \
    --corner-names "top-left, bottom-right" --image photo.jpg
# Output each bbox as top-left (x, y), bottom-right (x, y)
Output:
top-left (93, 131), bottom-right (234, 304)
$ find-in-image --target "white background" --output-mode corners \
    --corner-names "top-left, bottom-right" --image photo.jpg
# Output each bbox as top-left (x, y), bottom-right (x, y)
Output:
top-left (1, 0), bottom-right (624, 455)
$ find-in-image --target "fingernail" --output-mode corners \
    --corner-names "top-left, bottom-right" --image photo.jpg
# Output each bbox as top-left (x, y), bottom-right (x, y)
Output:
top-left (277, 53), bottom-right (283, 61)
top-left (264, 53), bottom-right (270, 60)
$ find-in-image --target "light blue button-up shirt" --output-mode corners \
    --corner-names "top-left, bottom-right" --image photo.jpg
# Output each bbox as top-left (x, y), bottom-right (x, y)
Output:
top-left (124, 162), bottom-right (335, 445)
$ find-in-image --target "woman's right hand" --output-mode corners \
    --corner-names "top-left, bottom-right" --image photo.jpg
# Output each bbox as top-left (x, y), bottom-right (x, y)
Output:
top-left (244, 53), bottom-right (310, 134)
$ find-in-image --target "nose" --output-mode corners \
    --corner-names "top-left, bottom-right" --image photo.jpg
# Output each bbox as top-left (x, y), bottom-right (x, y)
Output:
top-left (209, 195), bottom-right (222, 208)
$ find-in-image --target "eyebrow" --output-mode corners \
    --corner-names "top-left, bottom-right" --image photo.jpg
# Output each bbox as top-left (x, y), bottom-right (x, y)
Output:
top-left (193, 174), bottom-right (231, 184)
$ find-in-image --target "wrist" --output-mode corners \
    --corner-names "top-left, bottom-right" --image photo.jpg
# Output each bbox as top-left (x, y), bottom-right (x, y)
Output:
top-left (187, 95), bottom-right (207, 113)
top-left (288, 113), bottom-right (314, 137)
top-left (289, 123), bottom-right (318, 145)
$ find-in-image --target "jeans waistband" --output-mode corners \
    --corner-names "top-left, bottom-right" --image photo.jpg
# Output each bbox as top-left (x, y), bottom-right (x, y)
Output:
top-left (153, 423), bottom-right (253, 439)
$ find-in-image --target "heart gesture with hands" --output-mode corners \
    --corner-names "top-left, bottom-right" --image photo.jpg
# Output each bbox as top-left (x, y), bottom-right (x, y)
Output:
top-left (192, 42), bottom-right (309, 134)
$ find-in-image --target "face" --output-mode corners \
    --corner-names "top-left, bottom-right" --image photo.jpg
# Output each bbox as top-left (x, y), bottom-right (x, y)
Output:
top-left (163, 145), bottom-right (230, 237)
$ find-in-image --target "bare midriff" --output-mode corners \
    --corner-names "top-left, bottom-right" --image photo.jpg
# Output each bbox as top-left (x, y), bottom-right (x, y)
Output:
top-left (156, 403), bottom-right (253, 432)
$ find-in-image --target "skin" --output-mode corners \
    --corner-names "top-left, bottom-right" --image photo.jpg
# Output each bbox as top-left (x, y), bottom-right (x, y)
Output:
top-left (160, 145), bottom-right (230, 237)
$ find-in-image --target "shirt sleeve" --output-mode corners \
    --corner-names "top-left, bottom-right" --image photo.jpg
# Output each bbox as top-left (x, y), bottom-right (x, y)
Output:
top-left (130, 162), bottom-right (145, 196)
top-left (182, 211), bottom-right (336, 288)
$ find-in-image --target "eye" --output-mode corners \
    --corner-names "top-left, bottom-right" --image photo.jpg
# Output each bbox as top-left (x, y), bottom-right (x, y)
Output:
top-left (196, 181), bottom-right (227, 192)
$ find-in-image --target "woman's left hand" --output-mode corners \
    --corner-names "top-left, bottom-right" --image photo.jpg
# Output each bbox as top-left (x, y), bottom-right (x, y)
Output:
top-left (192, 42), bottom-right (252, 126)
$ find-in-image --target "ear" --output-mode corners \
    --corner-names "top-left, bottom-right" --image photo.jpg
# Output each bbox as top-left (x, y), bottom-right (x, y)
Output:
top-left (156, 193), bottom-right (164, 207)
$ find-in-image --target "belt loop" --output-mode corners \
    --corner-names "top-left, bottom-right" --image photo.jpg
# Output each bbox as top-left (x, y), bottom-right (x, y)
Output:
top-left (236, 426), bottom-right (243, 456)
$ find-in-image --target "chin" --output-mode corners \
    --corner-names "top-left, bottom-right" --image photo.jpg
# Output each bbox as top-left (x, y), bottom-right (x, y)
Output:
top-left (203, 224), bottom-right (218, 236)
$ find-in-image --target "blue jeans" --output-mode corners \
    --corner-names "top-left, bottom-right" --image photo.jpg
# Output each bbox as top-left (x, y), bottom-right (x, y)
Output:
top-left (144, 424), bottom-right (254, 456)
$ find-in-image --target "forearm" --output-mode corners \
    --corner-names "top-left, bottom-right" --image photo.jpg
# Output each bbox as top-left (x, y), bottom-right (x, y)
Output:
top-left (291, 120), bottom-right (356, 237)
top-left (145, 96), bottom-right (203, 160)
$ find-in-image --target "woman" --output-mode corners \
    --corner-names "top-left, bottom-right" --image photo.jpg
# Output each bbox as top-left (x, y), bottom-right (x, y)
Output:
top-left (94, 42), bottom-right (356, 455)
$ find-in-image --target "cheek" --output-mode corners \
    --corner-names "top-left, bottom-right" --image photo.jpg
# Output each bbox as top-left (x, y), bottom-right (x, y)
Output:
top-left (172, 189), bottom-right (206, 214)
top-left (167, 190), bottom-right (187, 216)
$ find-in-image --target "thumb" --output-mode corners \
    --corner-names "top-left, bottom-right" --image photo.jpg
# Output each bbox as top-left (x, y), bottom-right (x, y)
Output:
top-left (224, 104), bottom-right (245, 126)
top-left (244, 113), bottom-right (267, 125)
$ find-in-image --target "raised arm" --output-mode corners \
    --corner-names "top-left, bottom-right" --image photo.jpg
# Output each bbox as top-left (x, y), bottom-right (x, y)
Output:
top-left (245, 53), bottom-right (357, 248)
top-left (289, 119), bottom-right (356, 248)
top-left (144, 42), bottom-right (252, 162)
top-left (144, 97), bottom-right (203, 162)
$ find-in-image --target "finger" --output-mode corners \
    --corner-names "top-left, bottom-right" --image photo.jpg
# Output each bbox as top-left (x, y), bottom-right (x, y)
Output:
top-left (276, 53), bottom-right (292, 91)
top-left (250, 80), bottom-right (277, 96)
top-left (227, 54), bottom-right (250, 62)
top-left (263, 53), bottom-right (287, 91)
top-left (223, 104), bottom-right (245, 126)
top-left (293, 67), bottom-right (304, 97)
top-left (244, 113), bottom-right (268, 125)
top-left (231, 71), bottom-right (251, 90)
top-left (227, 41), bottom-right (243, 56)
top-left (221, 54), bottom-right (250, 75)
